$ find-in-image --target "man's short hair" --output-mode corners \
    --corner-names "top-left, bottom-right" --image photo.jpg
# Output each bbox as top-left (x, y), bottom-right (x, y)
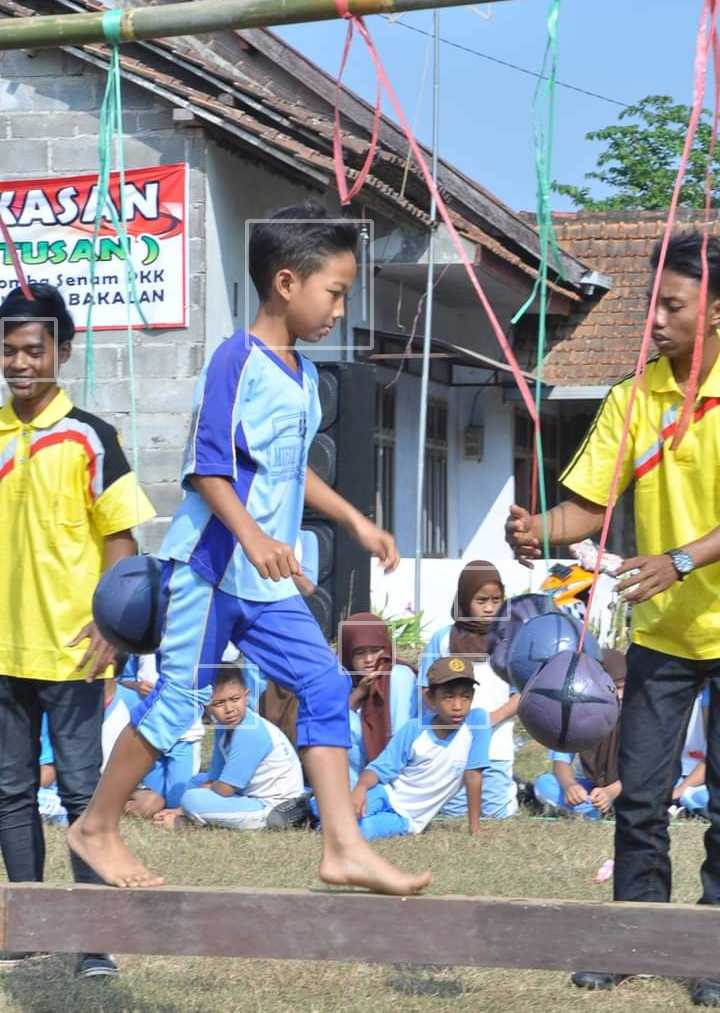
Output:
top-left (651, 231), bottom-right (720, 299)
top-left (249, 204), bottom-right (359, 301)
top-left (0, 283), bottom-right (75, 344)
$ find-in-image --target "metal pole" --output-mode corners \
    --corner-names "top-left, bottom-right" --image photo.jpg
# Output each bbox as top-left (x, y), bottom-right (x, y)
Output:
top-left (0, 0), bottom-right (516, 52)
top-left (413, 8), bottom-right (440, 615)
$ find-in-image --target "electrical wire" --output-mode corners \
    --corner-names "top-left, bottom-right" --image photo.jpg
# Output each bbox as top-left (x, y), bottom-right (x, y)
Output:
top-left (383, 16), bottom-right (630, 108)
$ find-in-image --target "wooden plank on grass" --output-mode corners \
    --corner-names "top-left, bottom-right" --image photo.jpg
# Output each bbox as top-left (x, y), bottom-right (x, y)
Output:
top-left (2, 883), bottom-right (720, 975)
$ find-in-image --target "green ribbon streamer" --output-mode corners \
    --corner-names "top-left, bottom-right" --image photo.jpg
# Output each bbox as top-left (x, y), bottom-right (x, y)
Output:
top-left (84, 37), bottom-right (147, 550)
top-left (101, 9), bottom-right (124, 46)
top-left (511, 0), bottom-right (563, 562)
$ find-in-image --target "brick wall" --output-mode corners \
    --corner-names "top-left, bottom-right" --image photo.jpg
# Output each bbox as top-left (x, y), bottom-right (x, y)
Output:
top-left (0, 49), bottom-right (207, 551)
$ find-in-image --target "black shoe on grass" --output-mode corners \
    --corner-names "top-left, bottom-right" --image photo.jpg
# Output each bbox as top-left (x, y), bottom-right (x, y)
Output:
top-left (266, 793), bottom-right (312, 830)
top-left (75, 953), bottom-right (119, 978)
top-left (571, 971), bottom-right (629, 990)
top-left (693, 978), bottom-right (720, 1006)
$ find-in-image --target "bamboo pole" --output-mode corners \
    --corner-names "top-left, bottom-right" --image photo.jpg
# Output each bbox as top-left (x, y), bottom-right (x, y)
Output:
top-left (0, 0), bottom-right (516, 52)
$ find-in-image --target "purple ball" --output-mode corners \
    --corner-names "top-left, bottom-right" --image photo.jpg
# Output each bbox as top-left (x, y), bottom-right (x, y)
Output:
top-left (518, 650), bottom-right (620, 752)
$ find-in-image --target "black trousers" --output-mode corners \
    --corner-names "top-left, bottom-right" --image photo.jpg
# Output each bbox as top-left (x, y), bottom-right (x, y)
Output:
top-left (0, 675), bottom-right (104, 884)
top-left (614, 644), bottom-right (720, 904)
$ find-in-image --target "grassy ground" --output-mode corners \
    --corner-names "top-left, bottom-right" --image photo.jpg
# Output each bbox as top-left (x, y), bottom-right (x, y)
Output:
top-left (0, 741), bottom-right (712, 1013)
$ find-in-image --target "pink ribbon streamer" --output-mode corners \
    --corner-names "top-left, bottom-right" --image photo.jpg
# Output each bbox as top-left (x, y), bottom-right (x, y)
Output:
top-left (332, 12), bottom-right (539, 424)
top-left (580, 0), bottom-right (717, 647)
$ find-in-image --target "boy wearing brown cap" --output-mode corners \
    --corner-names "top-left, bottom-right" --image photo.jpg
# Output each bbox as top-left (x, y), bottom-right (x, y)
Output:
top-left (351, 658), bottom-right (491, 839)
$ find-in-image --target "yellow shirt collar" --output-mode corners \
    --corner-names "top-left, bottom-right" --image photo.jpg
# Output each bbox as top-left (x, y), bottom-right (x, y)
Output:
top-left (0, 388), bottom-right (73, 432)
top-left (648, 351), bottom-right (720, 398)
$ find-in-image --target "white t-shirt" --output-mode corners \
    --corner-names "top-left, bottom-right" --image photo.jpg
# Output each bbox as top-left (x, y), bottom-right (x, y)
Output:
top-left (368, 712), bottom-right (490, 833)
top-left (207, 711), bottom-right (304, 805)
top-left (421, 626), bottom-right (515, 761)
top-left (681, 688), bottom-right (708, 778)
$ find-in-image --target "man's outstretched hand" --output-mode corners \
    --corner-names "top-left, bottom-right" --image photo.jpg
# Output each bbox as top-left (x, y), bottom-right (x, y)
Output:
top-left (505, 504), bottom-right (541, 568)
top-left (615, 554), bottom-right (678, 604)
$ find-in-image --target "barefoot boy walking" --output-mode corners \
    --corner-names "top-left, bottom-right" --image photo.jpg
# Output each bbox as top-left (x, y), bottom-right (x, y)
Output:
top-left (70, 206), bottom-right (431, 896)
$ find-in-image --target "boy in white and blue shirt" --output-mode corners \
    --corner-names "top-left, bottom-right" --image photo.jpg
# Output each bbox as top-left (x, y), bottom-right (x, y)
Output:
top-left (154, 668), bottom-right (305, 831)
top-left (351, 657), bottom-right (491, 839)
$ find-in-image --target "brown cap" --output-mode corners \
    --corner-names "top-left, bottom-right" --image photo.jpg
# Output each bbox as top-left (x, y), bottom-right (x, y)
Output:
top-left (426, 656), bottom-right (477, 687)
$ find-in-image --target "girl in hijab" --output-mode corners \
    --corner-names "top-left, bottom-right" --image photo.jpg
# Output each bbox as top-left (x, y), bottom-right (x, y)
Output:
top-left (337, 613), bottom-right (417, 787)
top-left (420, 560), bottom-right (518, 818)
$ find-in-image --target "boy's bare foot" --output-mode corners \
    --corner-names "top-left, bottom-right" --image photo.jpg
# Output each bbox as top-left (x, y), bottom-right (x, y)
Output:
top-left (319, 842), bottom-right (432, 896)
top-left (67, 815), bottom-right (164, 888)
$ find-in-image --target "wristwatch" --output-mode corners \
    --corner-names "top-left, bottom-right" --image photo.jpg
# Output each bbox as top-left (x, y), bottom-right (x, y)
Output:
top-left (665, 549), bottom-right (695, 581)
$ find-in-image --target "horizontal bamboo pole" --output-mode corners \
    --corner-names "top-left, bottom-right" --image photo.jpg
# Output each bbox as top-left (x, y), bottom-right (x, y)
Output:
top-left (0, 0), bottom-right (517, 52)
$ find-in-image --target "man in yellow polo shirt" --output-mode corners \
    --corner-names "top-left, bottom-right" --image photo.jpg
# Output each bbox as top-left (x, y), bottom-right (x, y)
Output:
top-left (0, 283), bottom-right (154, 976)
top-left (506, 231), bottom-right (720, 1005)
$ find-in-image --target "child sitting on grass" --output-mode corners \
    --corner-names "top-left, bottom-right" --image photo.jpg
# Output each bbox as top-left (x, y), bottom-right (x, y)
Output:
top-left (349, 657), bottom-right (490, 839)
top-left (154, 667), bottom-right (308, 831)
top-left (534, 653), bottom-right (625, 819)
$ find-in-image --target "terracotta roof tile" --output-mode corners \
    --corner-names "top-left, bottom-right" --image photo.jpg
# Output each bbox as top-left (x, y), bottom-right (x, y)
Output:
top-left (542, 211), bottom-right (720, 386)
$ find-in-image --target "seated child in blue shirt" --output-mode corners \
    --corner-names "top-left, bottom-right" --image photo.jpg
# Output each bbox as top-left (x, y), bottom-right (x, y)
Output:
top-left (339, 612), bottom-right (417, 787)
top-left (534, 655), bottom-right (625, 819)
top-left (37, 714), bottom-right (68, 827)
top-left (154, 667), bottom-right (306, 831)
top-left (350, 657), bottom-right (490, 840)
top-left (671, 684), bottom-right (710, 817)
top-left (421, 561), bottom-right (517, 819)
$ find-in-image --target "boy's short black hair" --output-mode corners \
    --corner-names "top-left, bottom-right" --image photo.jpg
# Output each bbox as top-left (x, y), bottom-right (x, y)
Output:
top-left (427, 677), bottom-right (476, 697)
top-left (0, 283), bottom-right (75, 344)
top-left (249, 204), bottom-right (359, 301)
top-left (651, 231), bottom-right (720, 299)
top-left (212, 665), bottom-right (247, 693)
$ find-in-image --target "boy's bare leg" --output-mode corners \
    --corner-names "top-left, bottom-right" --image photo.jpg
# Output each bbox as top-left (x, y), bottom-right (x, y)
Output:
top-left (302, 746), bottom-right (432, 896)
top-left (67, 725), bottom-right (165, 888)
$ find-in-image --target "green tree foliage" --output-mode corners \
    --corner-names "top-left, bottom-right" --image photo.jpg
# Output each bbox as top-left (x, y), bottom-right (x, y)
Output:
top-left (553, 94), bottom-right (720, 210)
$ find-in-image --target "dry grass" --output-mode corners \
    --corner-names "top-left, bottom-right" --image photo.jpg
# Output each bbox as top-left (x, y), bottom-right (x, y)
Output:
top-left (0, 739), bottom-right (711, 1013)
top-left (0, 812), bottom-right (712, 1013)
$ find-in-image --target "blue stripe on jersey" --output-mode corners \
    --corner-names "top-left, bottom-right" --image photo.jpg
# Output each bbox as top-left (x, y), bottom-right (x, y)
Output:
top-left (183, 333), bottom-right (252, 484)
top-left (160, 329), bottom-right (321, 601)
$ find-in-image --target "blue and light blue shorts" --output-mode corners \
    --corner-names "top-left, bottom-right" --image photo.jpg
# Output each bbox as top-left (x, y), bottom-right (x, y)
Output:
top-left (132, 560), bottom-right (351, 753)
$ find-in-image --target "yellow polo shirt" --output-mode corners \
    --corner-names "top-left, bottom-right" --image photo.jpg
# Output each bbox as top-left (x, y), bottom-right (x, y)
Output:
top-left (561, 354), bottom-right (720, 661)
top-left (0, 389), bottom-right (156, 681)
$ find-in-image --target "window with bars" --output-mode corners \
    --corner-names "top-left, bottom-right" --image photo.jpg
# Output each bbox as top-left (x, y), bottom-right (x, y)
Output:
top-left (423, 399), bottom-right (448, 558)
top-left (374, 384), bottom-right (395, 534)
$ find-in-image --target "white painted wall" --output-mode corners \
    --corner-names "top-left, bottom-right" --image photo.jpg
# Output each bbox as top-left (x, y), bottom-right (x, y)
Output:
top-left (371, 558), bottom-right (618, 646)
top-left (204, 143), bottom-right (332, 357)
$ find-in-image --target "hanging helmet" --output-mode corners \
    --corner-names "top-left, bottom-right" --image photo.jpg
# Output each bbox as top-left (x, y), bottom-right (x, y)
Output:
top-left (92, 555), bottom-right (166, 655)
top-left (487, 593), bottom-right (557, 683)
top-left (507, 610), bottom-right (601, 690)
top-left (518, 650), bottom-right (620, 752)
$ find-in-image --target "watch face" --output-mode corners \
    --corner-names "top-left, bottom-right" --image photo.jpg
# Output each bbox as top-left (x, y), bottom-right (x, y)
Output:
top-left (672, 551), bottom-right (695, 574)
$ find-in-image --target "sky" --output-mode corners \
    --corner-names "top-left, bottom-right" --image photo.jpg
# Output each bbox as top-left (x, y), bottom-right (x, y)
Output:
top-left (274, 0), bottom-right (707, 214)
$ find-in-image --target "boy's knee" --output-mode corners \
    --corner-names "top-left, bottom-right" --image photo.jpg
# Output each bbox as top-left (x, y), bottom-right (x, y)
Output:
top-left (125, 789), bottom-right (165, 819)
top-left (180, 787), bottom-right (214, 817)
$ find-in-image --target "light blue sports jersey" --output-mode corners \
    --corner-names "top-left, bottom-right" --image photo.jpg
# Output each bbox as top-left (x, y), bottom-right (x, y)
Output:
top-left (160, 330), bottom-right (321, 601)
top-left (207, 709), bottom-right (304, 805)
top-left (368, 711), bottom-right (490, 833)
